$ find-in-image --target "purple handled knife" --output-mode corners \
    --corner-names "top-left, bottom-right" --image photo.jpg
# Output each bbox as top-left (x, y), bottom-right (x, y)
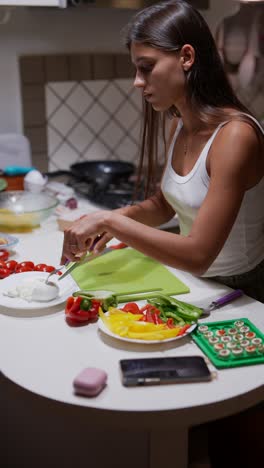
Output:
top-left (201, 289), bottom-right (244, 317)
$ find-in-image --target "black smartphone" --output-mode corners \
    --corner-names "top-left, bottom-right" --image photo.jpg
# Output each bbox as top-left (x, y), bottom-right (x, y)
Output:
top-left (120, 356), bottom-right (213, 387)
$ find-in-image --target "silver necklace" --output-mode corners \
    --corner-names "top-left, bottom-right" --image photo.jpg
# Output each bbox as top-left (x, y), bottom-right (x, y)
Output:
top-left (183, 140), bottom-right (188, 156)
top-left (183, 127), bottom-right (200, 156)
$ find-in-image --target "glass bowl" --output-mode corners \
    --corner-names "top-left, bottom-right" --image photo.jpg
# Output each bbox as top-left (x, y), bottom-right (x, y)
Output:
top-left (0, 191), bottom-right (59, 232)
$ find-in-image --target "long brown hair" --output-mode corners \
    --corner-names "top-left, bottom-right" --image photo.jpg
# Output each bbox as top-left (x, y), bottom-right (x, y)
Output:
top-left (123, 0), bottom-right (261, 196)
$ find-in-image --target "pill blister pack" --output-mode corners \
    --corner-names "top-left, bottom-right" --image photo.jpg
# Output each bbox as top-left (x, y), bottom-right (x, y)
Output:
top-left (192, 318), bottom-right (264, 369)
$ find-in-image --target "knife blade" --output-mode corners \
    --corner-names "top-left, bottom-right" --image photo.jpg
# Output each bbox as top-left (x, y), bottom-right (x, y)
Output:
top-left (58, 242), bottom-right (127, 281)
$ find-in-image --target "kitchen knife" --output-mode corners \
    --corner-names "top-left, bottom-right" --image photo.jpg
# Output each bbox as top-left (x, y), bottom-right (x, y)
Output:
top-left (58, 242), bottom-right (127, 281)
top-left (201, 289), bottom-right (244, 317)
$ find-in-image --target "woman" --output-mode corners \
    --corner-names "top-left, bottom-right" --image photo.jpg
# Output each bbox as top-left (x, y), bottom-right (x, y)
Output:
top-left (61, 0), bottom-right (264, 302)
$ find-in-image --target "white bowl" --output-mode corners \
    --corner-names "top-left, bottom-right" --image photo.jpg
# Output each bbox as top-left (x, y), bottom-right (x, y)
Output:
top-left (24, 176), bottom-right (48, 193)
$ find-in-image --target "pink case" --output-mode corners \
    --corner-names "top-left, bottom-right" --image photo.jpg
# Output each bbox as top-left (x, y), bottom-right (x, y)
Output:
top-left (73, 367), bottom-right (107, 397)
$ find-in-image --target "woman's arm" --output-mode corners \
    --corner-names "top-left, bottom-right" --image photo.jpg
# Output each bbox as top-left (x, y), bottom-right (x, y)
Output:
top-left (114, 189), bottom-right (175, 227)
top-left (60, 190), bottom-right (176, 264)
top-left (62, 121), bottom-right (261, 274)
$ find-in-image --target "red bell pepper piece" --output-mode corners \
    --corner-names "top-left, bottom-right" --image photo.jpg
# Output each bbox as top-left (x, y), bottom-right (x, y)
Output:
top-left (122, 302), bottom-right (140, 314)
top-left (140, 304), bottom-right (158, 314)
top-left (140, 304), bottom-right (153, 313)
top-left (65, 297), bottom-right (100, 323)
top-left (177, 324), bottom-right (191, 336)
top-left (66, 296), bottom-right (82, 314)
top-left (146, 309), bottom-right (155, 323)
top-left (153, 314), bottom-right (163, 324)
top-left (139, 304), bottom-right (163, 323)
top-left (88, 299), bottom-right (101, 318)
top-left (166, 318), bottom-right (175, 329)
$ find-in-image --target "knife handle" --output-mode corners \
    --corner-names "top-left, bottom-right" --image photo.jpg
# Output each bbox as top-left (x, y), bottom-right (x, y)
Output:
top-left (212, 289), bottom-right (243, 308)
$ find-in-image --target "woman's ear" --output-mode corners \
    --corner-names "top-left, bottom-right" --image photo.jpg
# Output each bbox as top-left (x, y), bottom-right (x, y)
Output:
top-left (180, 44), bottom-right (195, 71)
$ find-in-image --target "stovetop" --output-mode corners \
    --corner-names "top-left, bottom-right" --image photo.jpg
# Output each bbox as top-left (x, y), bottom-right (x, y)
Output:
top-left (68, 177), bottom-right (144, 209)
top-left (46, 174), bottom-right (179, 232)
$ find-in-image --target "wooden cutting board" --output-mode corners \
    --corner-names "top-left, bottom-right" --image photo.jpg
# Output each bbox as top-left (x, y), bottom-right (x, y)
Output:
top-left (71, 248), bottom-right (190, 298)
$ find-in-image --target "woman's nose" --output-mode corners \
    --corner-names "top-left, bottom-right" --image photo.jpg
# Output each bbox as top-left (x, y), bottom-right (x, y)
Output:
top-left (134, 73), bottom-right (145, 88)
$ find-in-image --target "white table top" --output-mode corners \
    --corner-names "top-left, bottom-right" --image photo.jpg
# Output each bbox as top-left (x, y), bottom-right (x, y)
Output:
top-left (1, 213), bottom-right (264, 427)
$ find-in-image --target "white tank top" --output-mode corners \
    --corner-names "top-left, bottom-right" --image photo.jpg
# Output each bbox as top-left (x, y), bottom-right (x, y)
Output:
top-left (161, 116), bottom-right (264, 277)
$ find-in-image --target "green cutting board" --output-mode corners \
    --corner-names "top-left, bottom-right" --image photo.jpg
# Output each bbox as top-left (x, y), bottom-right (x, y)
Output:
top-left (71, 248), bottom-right (190, 297)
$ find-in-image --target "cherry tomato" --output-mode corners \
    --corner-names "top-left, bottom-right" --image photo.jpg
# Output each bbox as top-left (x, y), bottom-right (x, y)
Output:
top-left (41, 265), bottom-right (55, 273)
top-left (16, 266), bottom-right (34, 273)
top-left (5, 260), bottom-right (18, 272)
top-left (0, 250), bottom-right (9, 262)
top-left (110, 242), bottom-right (127, 250)
top-left (17, 261), bottom-right (35, 269)
top-left (0, 260), bottom-right (7, 269)
top-left (0, 268), bottom-right (11, 279)
top-left (34, 263), bottom-right (48, 272)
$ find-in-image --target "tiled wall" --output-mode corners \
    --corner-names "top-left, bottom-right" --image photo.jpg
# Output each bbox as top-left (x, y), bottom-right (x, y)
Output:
top-left (19, 53), bottom-right (135, 172)
top-left (46, 78), bottom-right (141, 171)
top-left (20, 21), bottom-right (263, 173)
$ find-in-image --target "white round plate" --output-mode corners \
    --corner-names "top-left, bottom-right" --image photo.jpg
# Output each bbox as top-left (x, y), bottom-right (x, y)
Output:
top-left (0, 232), bottom-right (19, 250)
top-left (0, 271), bottom-right (76, 309)
top-left (98, 314), bottom-right (197, 344)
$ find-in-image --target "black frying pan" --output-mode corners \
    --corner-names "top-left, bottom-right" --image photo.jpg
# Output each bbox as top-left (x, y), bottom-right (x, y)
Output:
top-left (71, 161), bottom-right (135, 188)
top-left (46, 160), bottom-right (135, 190)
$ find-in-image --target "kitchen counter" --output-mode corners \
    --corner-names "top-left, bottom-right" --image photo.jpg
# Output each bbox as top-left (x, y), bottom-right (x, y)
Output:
top-left (1, 210), bottom-right (264, 468)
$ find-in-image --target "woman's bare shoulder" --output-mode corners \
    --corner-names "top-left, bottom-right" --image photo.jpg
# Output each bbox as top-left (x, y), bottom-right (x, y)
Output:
top-left (210, 118), bottom-right (263, 186)
top-left (223, 118), bottom-right (261, 135)
top-left (213, 119), bottom-right (262, 158)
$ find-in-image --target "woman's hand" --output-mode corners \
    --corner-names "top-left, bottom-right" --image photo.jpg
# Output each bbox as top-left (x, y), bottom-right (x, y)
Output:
top-left (60, 210), bottom-right (112, 264)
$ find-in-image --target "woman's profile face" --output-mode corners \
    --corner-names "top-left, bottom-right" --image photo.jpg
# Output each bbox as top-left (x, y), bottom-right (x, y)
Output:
top-left (131, 42), bottom-right (186, 112)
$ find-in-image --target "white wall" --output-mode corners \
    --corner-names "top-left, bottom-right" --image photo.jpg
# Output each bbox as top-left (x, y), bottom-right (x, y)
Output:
top-left (0, 0), bottom-right (236, 134)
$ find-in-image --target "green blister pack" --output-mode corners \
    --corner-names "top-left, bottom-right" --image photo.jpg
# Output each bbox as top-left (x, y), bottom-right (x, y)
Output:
top-left (192, 318), bottom-right (264, 369)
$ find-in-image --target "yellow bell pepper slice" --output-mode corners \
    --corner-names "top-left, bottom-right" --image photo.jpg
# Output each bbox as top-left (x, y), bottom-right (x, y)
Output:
top-left (99, 308), bottom-right (183, 341)
top-left (127, 327), bottom-right (181, 340)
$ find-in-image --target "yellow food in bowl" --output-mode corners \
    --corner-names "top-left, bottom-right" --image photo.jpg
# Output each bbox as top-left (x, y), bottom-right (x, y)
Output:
top-left (0, 209), bottom-right (36, 227)
top-left (0, 191), bottom-right (58, 232)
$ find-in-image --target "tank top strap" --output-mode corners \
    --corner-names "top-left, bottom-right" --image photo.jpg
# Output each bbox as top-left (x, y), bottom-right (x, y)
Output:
top-left (167, 119), bottom-right (226, 172)
top-left (197, 112), bottom-right (264, 162)
top-left (167, 113), bottom-right (263, 168)
top-left (198, 121), bottom-right (228, 164)
top-left (167, 119), bottom-right (183, 164)
top-left (241, 113), bottom-right (264, 134)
